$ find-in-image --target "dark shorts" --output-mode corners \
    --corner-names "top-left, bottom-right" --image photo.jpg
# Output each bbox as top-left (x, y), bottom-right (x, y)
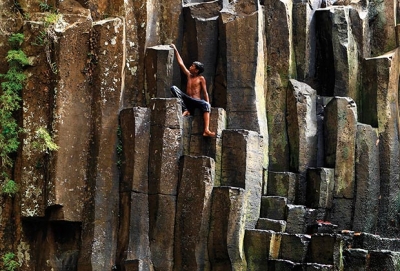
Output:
top-left (170, 85), bottom-right (211, 114)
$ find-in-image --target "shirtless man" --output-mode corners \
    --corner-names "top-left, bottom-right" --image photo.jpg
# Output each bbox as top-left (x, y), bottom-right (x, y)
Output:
top-left (170, 44), bottom-right (215, 137)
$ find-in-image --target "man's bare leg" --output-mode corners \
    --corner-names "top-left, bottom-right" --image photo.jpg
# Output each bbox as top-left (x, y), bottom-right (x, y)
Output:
top-left (203, 112), bottom-right (216, 137)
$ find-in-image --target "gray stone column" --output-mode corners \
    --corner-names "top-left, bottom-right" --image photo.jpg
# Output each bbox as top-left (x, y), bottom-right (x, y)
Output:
top-left (145, 45), bottom-right (174, 102)
top-left (148, 98), bottom-right (183, 270)
top-left (208, 187), bottom-right (246, 271)
top-left (174, 156), bottom-right (215, 271)
top-left (324, 97), bottom-right (357, 230)
top-left (48, 13), bottom-right (93, 222)
top-left (78, 17), bottom-right (125, 270)
top-left (265, 0), bottom-right (294, 171)
top-left (286, 79), bottom-right (318, 204)
top-left (118, 107), bottom-right (151, 270)
top-left (221, 129), bottom-right (263, 229)
top-left (353, 124), bottom-right (380, 233)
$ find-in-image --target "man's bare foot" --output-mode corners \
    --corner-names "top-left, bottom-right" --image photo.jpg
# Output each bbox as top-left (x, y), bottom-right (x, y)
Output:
top-left (203, 130), bottom-right (216, 137)
top-left (182, 111), bottom-right (190, 116)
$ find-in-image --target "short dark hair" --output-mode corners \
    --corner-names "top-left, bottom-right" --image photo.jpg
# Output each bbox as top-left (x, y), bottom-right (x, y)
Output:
top-left (193, 61), bottom-right (204, 74)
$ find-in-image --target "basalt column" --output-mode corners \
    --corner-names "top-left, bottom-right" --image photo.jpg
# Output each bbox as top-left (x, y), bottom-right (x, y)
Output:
top-left (265, 0), bottom-right (294, 171)
top-left (353, 124), bottom-right (380, 233)
top-left (78, 17), bottom-right (124, 270)
top-left (118, 107), bottom-right (152, 270)
top-left (174, 155), bottom-right (215, 271)
top-left (364, 49), bottom-right (400, 237)
top-left (222, 1), bottom-right (268, 168)
top-left (315, 6), bottom-right (361, 104)
top-left (221, 129), bottom-right (263, 229)
top-left (148, 98), bottom-right (183, 271)
top-left (182, 1), bottom-right (220, 102)
top-left (286, 79), bottom-right (318, 204)
top-left (145, 45), bottom-right (174, 102)
top-left (324, 97), bottom-right (357, 230)
top-left (47, 12), bottom-right (92, 222)
top-left (208, 187), bottom-right (246, 270)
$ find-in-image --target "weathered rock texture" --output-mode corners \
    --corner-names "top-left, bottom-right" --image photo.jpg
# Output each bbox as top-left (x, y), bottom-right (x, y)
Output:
top-left (1, 0), bottom-right (400, 270)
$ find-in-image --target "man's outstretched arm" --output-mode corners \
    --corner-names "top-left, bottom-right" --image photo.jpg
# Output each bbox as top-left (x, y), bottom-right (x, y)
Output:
top-left (170, 44), bottom-right (190, 76)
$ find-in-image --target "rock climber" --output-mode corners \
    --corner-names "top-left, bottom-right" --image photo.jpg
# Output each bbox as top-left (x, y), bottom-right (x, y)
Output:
top-left (170, 43), bottom-right (216, 137)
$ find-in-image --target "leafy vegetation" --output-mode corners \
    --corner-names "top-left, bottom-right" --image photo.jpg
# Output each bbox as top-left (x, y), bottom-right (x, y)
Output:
top-left (32, 3), bottom-right (59, 74)
top-left (0, 33), bottom-right (28, 178)
top-left (2, 252), bottom-right (20, 271)
top-left (2, 179), bottom-right (18, 197)
top-left (32, 127), bottom-right (59, 153)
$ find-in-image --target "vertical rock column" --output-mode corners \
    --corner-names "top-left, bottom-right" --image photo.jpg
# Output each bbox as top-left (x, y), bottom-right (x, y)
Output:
top-left (145, 45), bottom-right (174, 102)
top-left (315, 7), bottom-right (360, 103)
top-left (353, 124), bottom-right (380, 233)
top-left (118, 107), bottom-right (151, 270)
top-left (286, 79), bottom-right (318, 204)
top-left (182, 1), bottom-right (220, 100)
top-left (17, 17), bottom-right (58, 218)
top-left (189, 108), bottom-right (227, 185)
top-left (222, 1), bottom-right (268, 169)
top-left (208, 187), bottom-right (246, 270)
top-left (148, 98), bottom-right (183, 271)
top-left (369, 0), bottom-right (397, 56)
top-left (221, 129), bottom-right (263, 229)
top-left (324, 97), bottom-right (357, 230)
top-left (265, 0), bottom-right (294, 171)
top-left (364, 49), bottom-right (400, 237)
top-left (174, 155), bottom-right (215, 271)
top-left (48, 13), bottom-right (92, 221)
top-left (292, 0), bottom-right (320, 83)
top-left (78, 17), bottom-right (125, 270)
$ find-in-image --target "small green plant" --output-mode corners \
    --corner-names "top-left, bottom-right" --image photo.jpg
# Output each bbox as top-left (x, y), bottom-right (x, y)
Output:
top-left (2, 252), bottom-right (20, 271)
top-left (39, 1), bottom-right (54, 12)
top-left (2, 179), bottom-right (18, 197)
top-left (31, 127), bottom-right (59, 153)
top-left (0, 33), bottom-right (27, 195)
top-left (32, 4), bottom-right (59, 74)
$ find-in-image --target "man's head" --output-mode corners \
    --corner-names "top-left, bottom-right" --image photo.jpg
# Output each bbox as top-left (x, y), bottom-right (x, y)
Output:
top-left (192, 61), bottom-right (204, 74)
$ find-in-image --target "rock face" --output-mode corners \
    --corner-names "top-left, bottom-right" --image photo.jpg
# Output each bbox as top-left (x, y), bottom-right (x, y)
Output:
top-left (1, 0), bottom-right (400, 270)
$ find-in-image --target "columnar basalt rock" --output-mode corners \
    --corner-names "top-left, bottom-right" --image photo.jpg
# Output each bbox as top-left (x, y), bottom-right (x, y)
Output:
top-left (267, 171), bottom-right (297, 204)
top-left (280, 233), bottom-right (311, 262)
top-left (287, 79), bottom-right (317, 204)
top-left (78, 17), bottom-right (124, 270)
top-left (174, 155), bottom-right (215, 271)
top-left (17, 18), bottom-right (56, 218)
top-left (208, 187), bottom-right (246, 271)
top-left (363, 49), bottom-right (400, 237)
top-left (221, 129), bottom-right (263, 229)
top-left (188, 108), bottom-right (226, 184)
top-left (265, 0), bottom-right (295, 173)
top-left (353, 123), bottom-right (380, 233)
top-left (308, 233), bottom-right (344, 268)
top-left (292, 0), bottom-right (321, 85)
top-left (47, 13), bottom-right (93, 222)
top-left (145, 45), bottom-right (174, 102)
top-left (306, 167), bottom-right (335, 220)
top-left (119, 107), bottom-right (151, 193)
top-left (117, 107), bottom-right (151, 270)
top-left (368, 0), bottom-right (397, 57)
top-left (244, 229), bottom-right (282, 269)
top-left (368, 250), bottom-right (400, 270)
top-left (221, 1), bottom-right (269, 168)
top-left (148, 98), bottom-right (182, 271)
top-left (148, 98), bottom-right (183, 195)
top-left (182, 1), bottom-right (220, 101)
top-left (324, 97), bottom-right (357, 230)
top-left (315, 6), bottom-right (361, 103)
